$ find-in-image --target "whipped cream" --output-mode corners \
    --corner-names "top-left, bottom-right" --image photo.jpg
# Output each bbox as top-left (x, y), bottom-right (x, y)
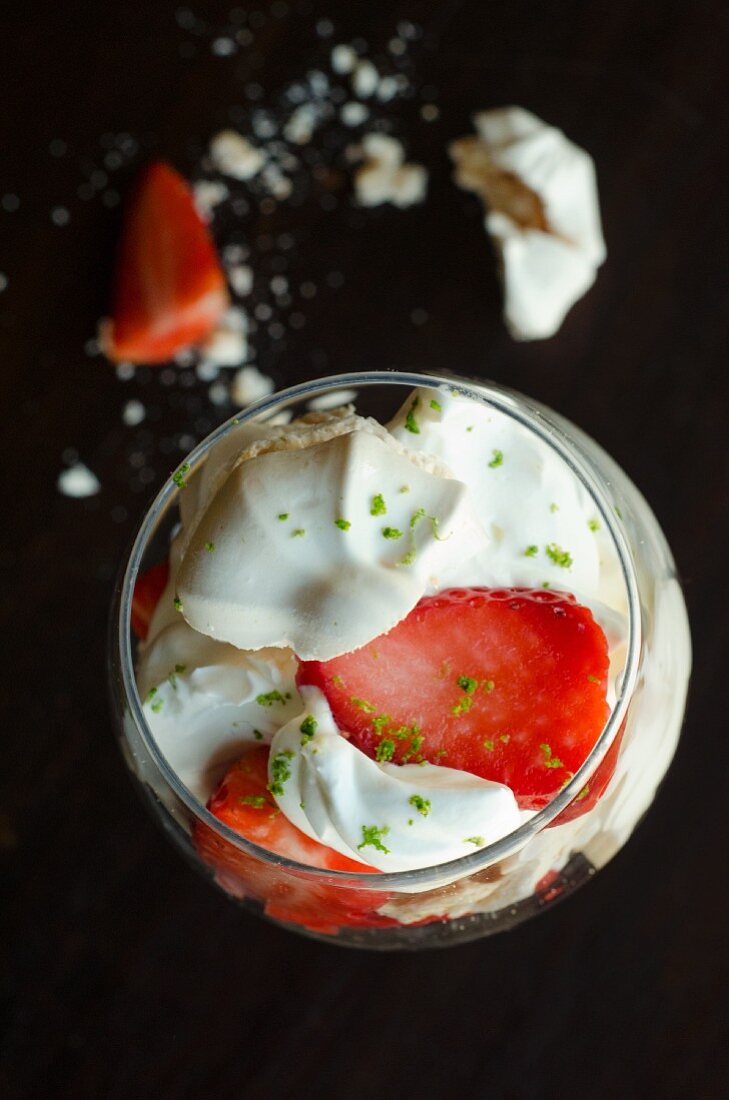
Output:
top-left (450, 107), bottom-right (606, 340)
top-left (139, 620), bottom-right (300, 798)
top-left (388, 386), bottom-right (626, 633)
top-left (269, 687), bottom-right (525, 872)
top-left (138, 385), bottom-right (631, 888)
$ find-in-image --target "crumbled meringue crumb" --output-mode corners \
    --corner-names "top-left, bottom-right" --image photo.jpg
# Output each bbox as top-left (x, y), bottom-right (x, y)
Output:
top-left (231, 365), bottom-right (275, 407)
top-left (331, 44), bottom-right (357, 75)
top-left (341, 102), bottom-right (369, 127)
top-left (122, 400), bottom-right (146, 427)
top-left (352, 60), bottom-right (379, 99)
top-left (58, 462), bottom-right (100, 498)
top-left (209, 130), bottom-right (265, 180)
top-left (283, 104), bottom-right (319, 145)
top-left (193, 180), bottom-right (230, 219)
top-left (201, 307), bottom-right (248, 367)
top-left (353, 134), bottom-right (427, 208)
top-left (227, 264), bottom-right (254, 297)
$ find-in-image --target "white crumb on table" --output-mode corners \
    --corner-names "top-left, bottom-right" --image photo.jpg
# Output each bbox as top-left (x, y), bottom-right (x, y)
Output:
top-left (209, 131), bottom-right (265, 180)
top-left (122, 400), bottom-right (145, 427)
top-left (283, 104), bottom-right (321, 145)
top-left (351, 60), bottom-right (379, 99)
top-left (58, 462), bottom-right (100, 498)
top-left (231, 365), bottom-right (275, 407)
top-left (352, 134), bottom-right (427, 208)
top-left (227, 264), bottom-right (254, 297)
top-left (331, 44), bottom-right (357, 75)
top-left (341, 102), bottom-right (369, 127)
top-left (200, 307), bottom-right (248, 367)
top-left (193, 180), bottom-right (229, 219)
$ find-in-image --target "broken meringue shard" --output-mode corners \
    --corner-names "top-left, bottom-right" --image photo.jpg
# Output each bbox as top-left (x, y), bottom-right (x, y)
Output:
top-left (176, 425), bottom-right (488, 660)
top-left (450, 106), bottom-right (606, 340)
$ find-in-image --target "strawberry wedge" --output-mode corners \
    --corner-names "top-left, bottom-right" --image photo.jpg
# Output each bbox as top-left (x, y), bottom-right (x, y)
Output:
top-left (131, 559), bottom-right (170, 641)
top-left (104, 161), bottom-right (228, 363)
top-left (194, 748), bottom-right (395, 932)
top-left (298, 587), bottom-right (612, 814)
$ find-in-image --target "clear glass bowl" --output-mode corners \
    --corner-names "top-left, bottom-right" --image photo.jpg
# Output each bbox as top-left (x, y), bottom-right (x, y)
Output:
top-left (109, 371), bottom-right (691, 949)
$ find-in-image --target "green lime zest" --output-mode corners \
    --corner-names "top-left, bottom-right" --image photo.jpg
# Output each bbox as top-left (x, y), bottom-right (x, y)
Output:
top-left (268, 750), bottom-right (295, 796)
top-left (545, 543), bottom-right (573, 568)
top-left (172, 463), bottom-right (190, 489)
top-left (404, 397), bottom-right (421, 434)
top-left (540, 743), bottom-right (565, 769)
top-left (299, 715), bottom-right (317, 743)
top-left (256, 690), bottom-right (287, 707)
top-left (358, 825), bottom-right (390, 854)
top-left (408, 794), bottom-right (431, 817)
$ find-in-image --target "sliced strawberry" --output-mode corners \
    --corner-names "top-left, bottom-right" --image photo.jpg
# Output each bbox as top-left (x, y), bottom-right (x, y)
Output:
top-left (131, 559), bottom-right (169, 640)
top-left (193, 747), bottom-right (395, 933)
top-left (549, 718), bottom-right (625, 826)
top-left (104, 161), bottom-right (228, 364)
top-left (298, 587), bottom-right (610, 814)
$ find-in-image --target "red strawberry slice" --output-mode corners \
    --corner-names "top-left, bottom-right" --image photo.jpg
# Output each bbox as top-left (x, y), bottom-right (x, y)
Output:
top-left (193, 747), bottom-right (395, 933)
top-left (131, 559), bottom-right (169, 640)
top-left (103, 161), bottom-right (228, 364)
top-left (298, 587), bottom-right (611, 814)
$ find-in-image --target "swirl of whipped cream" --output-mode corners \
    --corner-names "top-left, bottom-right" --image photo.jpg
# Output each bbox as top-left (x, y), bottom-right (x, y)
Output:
top-left (267, 687), bottom-right (525, 873)
top-left (388, 386), bottom-right (627, 635)
top-left (139, 620), bottom-right (301, 799)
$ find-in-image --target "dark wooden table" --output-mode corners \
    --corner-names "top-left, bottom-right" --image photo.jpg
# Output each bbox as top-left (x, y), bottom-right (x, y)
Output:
top-left (2, 1), bottom-right (727, 1096)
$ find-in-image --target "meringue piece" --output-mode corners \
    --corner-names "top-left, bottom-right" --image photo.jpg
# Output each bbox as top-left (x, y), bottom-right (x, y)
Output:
top-left (449, 106), bottom-right (606, 339)
top-left (388, 387), bottom-right (626, 620)
top-left (353, 134), bottom-right (427, 208)
top-left (176, 408), bottom-right (357, 540)
top-left (138, 619), bottom-right (301, 800)
top-left (209, 130), bottom-right (265, 180)
top-left (176, 423), bottom-right (488, 660)
top-left (269, 688), bottom-right (524, 872)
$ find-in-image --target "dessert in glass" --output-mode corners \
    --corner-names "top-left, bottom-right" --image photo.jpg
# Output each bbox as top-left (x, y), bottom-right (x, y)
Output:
top-left (109, 371), bottom-right (691, 948)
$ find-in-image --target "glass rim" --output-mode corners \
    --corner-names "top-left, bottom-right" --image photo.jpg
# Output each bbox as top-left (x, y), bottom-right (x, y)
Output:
top-left (116, 370), bottom-right (642, 890)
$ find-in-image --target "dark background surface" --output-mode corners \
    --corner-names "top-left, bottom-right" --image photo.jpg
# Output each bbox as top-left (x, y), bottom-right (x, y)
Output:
top-left (1, 1), bottom-right (728, 1096)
